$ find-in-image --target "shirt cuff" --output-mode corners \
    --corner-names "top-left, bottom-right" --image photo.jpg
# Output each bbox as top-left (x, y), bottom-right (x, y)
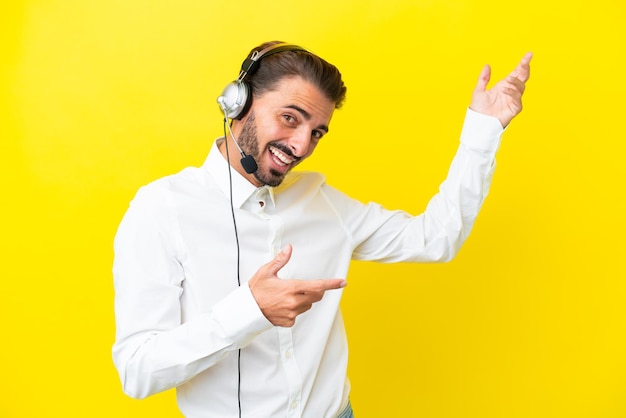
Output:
top-left (211, 283), bottom-right (273, 347)
top-left (460, 108), bottom-right (505, 152)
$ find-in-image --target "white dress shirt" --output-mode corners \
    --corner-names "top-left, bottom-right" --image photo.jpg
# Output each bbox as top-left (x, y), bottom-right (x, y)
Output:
top-left (112, 109), bottom-right (504, 417)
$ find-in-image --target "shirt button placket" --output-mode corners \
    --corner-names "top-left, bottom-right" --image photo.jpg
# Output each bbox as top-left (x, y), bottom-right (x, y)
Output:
top-left (258, 187), bottom-right (299, 415)
top-left (279, 327), bottom-right (302, 418)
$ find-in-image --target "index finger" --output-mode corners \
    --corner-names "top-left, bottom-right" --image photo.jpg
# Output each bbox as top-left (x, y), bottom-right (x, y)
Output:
top-left (511, 51), bottom-right (533, 83)
top-left (296, 278), bottom-right (347, 294)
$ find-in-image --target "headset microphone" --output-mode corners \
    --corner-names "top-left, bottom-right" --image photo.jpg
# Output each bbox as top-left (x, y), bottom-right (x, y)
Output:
top-left (240, 154), bottom-right (258, 174)
top-left (218, 97), bottom-right (258, 174)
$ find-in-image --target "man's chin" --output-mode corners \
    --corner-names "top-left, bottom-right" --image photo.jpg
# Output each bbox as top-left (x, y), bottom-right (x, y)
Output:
top-left (254, 168), bottom-right (287, 187)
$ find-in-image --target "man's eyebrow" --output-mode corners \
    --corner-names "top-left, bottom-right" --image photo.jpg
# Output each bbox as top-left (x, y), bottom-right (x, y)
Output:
top-left (285, 104), bottom-right (329, 133)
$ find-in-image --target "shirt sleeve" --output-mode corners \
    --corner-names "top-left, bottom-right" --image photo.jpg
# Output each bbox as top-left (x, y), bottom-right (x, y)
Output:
top-left (112, 183), bottom-right (272, 399)
top-left (329, 108), bottom-right (505, 263)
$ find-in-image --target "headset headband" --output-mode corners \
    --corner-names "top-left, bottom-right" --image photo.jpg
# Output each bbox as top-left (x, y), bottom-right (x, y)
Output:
top-left (238, 43), bottom-right (307, 81)
top-left (219, 42), bottom-right (308, 120)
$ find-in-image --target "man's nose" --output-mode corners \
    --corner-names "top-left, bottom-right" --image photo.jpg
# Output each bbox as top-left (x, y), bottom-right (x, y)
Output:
top-left (289, 128), bottom-right (312, 158)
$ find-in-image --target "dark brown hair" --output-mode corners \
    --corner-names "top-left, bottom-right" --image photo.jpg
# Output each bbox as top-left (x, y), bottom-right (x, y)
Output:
top-left (245, 41), bottom-right (347, 109)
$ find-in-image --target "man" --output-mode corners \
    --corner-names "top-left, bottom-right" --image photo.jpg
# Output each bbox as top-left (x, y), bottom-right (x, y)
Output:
top-left (112, 41), bottom-right (532, 417)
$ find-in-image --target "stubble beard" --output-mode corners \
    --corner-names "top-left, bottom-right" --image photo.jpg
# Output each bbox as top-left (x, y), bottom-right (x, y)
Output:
top-left (238, 115), bottom-right (291, 187)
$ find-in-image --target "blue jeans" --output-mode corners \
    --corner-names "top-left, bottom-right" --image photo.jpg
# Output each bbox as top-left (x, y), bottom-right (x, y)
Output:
top-left (337, 400), bottom-right (354, 418)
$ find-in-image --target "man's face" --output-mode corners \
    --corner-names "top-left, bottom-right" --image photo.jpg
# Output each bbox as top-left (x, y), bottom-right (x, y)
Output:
top-left (235, 76), bottom-right (335, 187)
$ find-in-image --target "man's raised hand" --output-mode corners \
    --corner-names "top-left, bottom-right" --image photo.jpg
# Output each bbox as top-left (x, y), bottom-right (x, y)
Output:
top-left (470, 52), bottom-right (533, 128)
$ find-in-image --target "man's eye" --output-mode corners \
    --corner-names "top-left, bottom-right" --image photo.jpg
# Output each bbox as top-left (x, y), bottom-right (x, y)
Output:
top-left (283, 114), bottom-right (296, 124)
top-left (312, 130), bottom-right (324, 140)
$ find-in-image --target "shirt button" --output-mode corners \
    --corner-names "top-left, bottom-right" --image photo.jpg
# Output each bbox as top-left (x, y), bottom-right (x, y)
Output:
top-left (290, 401), bottom-right (298, 410)
top-left (285, 350), bottom-right (293, 360)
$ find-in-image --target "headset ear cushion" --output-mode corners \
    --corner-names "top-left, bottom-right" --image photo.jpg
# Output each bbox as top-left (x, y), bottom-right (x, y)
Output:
top-left (218, 80), bottom-right (251, 120)
top-left (233, 81), bottom-right (253, 120)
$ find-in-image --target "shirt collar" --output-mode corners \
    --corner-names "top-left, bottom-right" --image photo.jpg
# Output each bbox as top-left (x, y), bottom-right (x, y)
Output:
top-left (204, 138), bottom-right (276, 209)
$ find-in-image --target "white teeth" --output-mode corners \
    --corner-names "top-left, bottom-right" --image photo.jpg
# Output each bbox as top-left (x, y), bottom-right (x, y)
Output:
top-left (269, 147), bottom-right (294, 165)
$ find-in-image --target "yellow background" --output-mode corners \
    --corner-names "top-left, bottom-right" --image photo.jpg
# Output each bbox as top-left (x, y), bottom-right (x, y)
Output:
top-left (2, 0), bottom-right (625, 417)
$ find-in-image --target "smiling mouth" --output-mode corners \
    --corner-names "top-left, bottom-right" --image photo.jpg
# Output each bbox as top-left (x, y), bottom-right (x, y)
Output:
top-left (269, 145), bottom-right (297, 167)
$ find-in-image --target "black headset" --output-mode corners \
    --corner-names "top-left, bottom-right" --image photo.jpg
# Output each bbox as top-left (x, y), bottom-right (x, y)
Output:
top-left (217, 43), bottom-right (307, 120)
top-left (217, 43), bottom-right (307, 417)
